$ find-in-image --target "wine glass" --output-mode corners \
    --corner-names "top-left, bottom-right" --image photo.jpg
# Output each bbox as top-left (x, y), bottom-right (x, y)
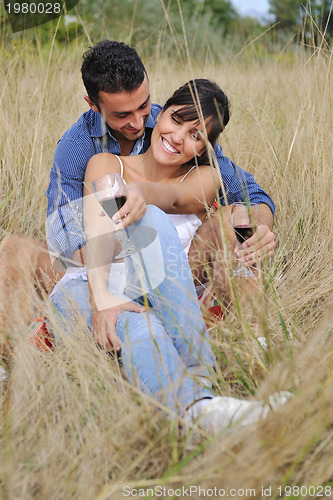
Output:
top-left (232, 201), bottom-right (259, 278)
top-left (92, 173), bottom-right (137, 259)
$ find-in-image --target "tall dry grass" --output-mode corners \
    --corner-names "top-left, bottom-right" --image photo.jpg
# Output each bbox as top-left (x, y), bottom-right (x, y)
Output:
top-left (1, 29), bottom-right (333, 500)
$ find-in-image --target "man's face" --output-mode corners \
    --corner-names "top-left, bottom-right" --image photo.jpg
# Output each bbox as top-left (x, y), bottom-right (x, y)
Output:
top-left (85, 75), bottom-right (151, 143)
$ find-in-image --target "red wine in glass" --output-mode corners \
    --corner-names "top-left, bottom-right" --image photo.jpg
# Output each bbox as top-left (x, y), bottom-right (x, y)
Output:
top-left (234, 224), bottom-right (254, 245)
top-left (232, 202), bottom-right (259, 277)
top-left (92, 174), bottom-right (137, 259)
top-left (100, 195), bottom-right (127, 219)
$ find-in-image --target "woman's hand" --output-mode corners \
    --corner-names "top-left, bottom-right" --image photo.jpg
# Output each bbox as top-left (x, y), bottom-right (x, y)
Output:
top-left (234, 224), bottom-right (275, 265)
top-left (92, 301), bottom-right (146, 352)
top-left (112, 182), bottom-right (147, 228)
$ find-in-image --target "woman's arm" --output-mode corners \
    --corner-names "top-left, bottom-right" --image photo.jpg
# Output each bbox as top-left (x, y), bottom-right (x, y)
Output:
top-left (114, 165), bottom-right (220, 227)
top-left (84, 153), bottom-right (220, 226)
top-left (83, 169), bottom-right (145, 351)
top-left (136, 164), bottom-right (220, 215)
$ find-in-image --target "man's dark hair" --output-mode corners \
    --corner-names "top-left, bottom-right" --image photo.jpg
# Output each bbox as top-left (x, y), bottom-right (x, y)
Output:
top-left (81, 40), bottom-right (147, 106)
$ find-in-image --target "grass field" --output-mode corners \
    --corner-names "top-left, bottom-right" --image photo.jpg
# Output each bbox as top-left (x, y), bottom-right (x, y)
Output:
top-left (0, 28), bottom-right (333, 500)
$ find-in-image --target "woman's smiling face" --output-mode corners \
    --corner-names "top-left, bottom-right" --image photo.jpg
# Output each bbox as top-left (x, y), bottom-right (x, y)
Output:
top-left (150, 106), bottom-right (210, 167)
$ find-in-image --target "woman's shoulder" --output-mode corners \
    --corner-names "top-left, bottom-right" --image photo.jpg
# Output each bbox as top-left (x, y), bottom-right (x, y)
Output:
top-left (180, 164), bottom-right (219, 183)
top-left (85, 152), bottom-right (124, 180)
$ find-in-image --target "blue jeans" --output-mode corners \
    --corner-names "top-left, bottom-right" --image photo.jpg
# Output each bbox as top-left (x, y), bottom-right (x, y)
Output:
top-left (51, 206), bottom-right (214, 415)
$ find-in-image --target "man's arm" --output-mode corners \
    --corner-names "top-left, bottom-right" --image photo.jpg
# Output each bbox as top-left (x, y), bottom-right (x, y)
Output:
top-left (214, 145), bottom-right (275, 215)
top-left (46, 134), bottom-right (96, 264)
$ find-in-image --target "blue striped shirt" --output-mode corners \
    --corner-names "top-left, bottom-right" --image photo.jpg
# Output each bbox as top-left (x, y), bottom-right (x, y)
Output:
top-left (46, 104), bottom-right (275, 263)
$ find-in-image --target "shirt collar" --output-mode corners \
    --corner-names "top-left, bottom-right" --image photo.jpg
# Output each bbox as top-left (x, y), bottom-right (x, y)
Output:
top-left (90, 112), bottom-right (109, 139)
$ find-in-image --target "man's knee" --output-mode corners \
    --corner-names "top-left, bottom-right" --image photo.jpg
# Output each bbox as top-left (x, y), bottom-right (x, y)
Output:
top-left (204, 213), bottom-right (225, 243)
top-left (190, 216), bottom-right (223, 262)
top-left (0, 235), bottom-right (46, 266)
top-left (1, 234), bottom-right (30, 254)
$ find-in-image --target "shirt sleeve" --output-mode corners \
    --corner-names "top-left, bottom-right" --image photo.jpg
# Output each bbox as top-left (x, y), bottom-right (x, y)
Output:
top-left (214, 143), bottom-right (275, 216)
top-left (46, 137), bottom-right (94, 263)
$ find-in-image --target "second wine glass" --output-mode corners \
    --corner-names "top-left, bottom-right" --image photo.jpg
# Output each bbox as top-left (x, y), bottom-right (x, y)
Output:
top-left (232, 201), bottom-right (259, 278)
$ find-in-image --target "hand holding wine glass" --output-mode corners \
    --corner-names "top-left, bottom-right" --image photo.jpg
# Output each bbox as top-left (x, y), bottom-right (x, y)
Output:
top-left (232, 202), bottom-right (259, 277)
top-left (92, 173), bottom-right (137, 259)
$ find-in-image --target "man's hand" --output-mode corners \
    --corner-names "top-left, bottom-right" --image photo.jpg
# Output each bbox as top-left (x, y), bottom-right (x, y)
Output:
top-left (112, 183), bottom-right (146, 228)
top-left (234, 224), bottom-right (275, 266)
top-left (92, 301), bottom-right (146, 352)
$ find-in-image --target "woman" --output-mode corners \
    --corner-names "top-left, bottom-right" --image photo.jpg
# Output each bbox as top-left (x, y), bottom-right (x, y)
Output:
top-left (50, 79), bottom-right (290, 433)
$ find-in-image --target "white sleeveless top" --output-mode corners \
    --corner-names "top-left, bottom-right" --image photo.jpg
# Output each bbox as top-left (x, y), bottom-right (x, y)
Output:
top-left (50, 156), bottom-right (202, 299)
